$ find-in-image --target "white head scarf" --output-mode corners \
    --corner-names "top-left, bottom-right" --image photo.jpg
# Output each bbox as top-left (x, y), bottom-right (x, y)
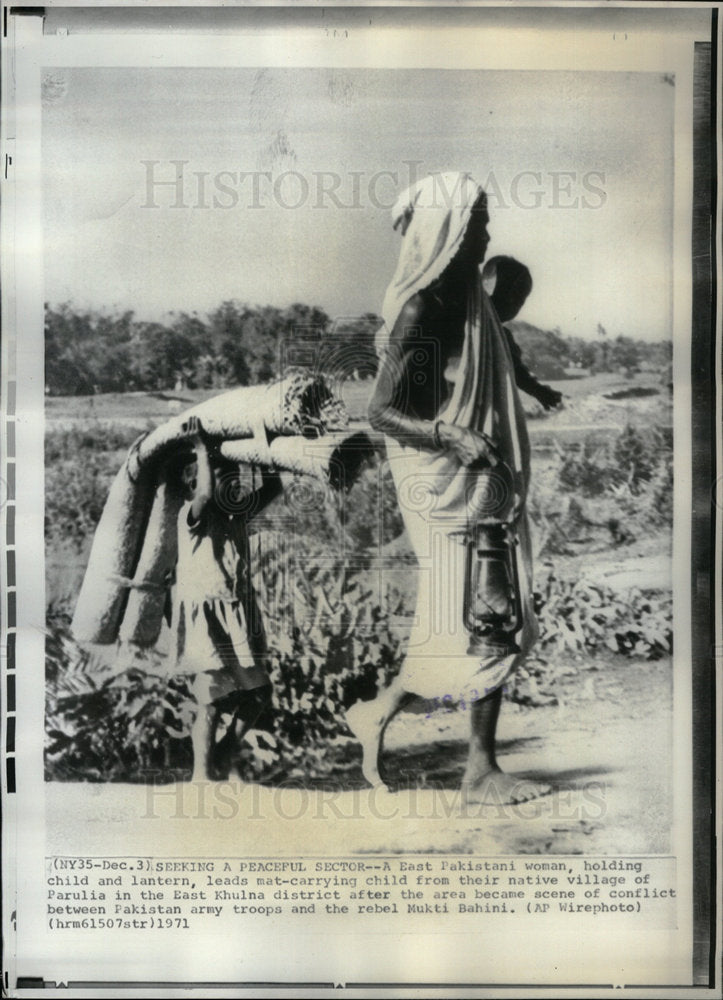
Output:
top-left (377, 171), bottom-right (485, 353)
top-left (374, 168), bottom-right (530, 519)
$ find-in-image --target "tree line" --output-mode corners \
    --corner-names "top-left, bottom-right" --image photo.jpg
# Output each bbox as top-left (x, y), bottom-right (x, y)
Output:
top-left (517, 321), bottom-right (672, 381)
top-left (44, 301), bottom-right (381, 396)
top-left (45, 301), bottom-right (671, 396)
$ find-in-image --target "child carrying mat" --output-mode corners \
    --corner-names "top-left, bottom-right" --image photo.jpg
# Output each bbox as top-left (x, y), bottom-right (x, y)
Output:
top-left (72, 372), bottom-right (371, 645)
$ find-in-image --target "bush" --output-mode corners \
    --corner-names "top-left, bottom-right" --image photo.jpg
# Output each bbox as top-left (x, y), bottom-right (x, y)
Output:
top-left (534, 572), bottom-right (672, 660)
top-left (247, 540), bottom-right (409, 776)
top-left (46, 454), bottom-right (119, 549)
top-left (45, 545), bottom-right (409, 782)
top-left (258, 457), bottom-right (407, 562)
top-left (45, 416), bottom-right (673, 782)
top-left (45, 664), bottom-right (195, 782)
top-left (46, 538), bottom-right (673, 782)
top-left (45, 608), bottom-right (195, 780)
top-left (45, 422), bottom-right (148, 464)
top-left (45, 423), bottom-right (151, 549)
top-left (613, 423), bottom-right (659, 487)
top-left (557, 424), bottom-right (672, 501)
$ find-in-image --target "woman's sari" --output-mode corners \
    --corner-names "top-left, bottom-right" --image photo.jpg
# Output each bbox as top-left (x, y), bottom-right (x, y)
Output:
top-left (376, 172), bottom-right (538, 700)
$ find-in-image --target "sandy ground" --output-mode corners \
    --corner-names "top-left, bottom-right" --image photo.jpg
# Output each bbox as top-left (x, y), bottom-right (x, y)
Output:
top-left (46, 653), bottom-right (671, 859)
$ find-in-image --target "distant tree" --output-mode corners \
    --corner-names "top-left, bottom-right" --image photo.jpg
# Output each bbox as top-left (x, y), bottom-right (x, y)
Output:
top-left (245, 305), bottom-right (283, 383)
top-left (636, 339), bottom-right (672, 371)
top-left (324, 313), bottom-right (382, 379)
top-left (193, 353), bottom-right (227, 389)
top-left (282, 302), bottom-right (330, 339)
top-left (594, 322), bottom-right (611, 372)
top-left (276, 303), bottom-right (330, 374)
top-left (208, 300), bottom-right (316, 386)
top-left (45, 304), bottom-right (137, 394)
top-left (45, 303), bottom-right (96, 395)
top-left (207, 300), bottom-right (252, 386)
top-left (609, 335), bottom-right (640, 375)
top-left (132, 320), bottom-right (202, 391)
top-left (92, 311), bottom-right (135, 392)
top-left (565, 336), bottom-right (596, 369)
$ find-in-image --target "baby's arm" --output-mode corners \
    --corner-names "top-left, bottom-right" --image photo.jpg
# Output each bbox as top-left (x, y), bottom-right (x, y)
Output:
top-left (504, 329), bottom-right (563, 411)
top-left (528, 381), bottom-right (563, 411)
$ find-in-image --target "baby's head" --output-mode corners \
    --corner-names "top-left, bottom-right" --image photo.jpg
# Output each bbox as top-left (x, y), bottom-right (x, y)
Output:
top-left (483, 255), bottom-right (532, 323)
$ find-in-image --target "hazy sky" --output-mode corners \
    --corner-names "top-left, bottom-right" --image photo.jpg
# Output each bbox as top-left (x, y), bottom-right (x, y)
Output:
top-left (43, 66), bottom-right (674, 341)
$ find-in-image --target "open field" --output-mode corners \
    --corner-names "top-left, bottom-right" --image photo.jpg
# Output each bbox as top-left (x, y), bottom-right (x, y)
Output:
top-left (45, 371), bottom-right (673, 615)
top-left (45, 372), bottom-right (673, 466)
top-left (46, 369), bottom-right (670, 428)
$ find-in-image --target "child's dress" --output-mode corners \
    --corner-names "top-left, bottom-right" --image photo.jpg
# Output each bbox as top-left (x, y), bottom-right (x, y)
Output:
top-left (171, 498), bottom-right (270, 703)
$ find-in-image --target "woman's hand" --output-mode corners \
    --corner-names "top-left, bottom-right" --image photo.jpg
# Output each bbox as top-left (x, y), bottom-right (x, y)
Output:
top-left (436, 423), bottom-right (500, 467)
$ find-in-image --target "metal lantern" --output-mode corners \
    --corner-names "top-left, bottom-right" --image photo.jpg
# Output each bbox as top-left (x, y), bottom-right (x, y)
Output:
top-left (463, 522), bottom-right (523, 656)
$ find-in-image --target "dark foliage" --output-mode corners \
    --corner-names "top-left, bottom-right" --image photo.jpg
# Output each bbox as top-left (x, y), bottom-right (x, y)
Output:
top-left (558, 424), bottom-right (672, 498)
top-left (45, 301), bottom-right (383, 396)
top-left (46, 301), bottom-right (672, 397)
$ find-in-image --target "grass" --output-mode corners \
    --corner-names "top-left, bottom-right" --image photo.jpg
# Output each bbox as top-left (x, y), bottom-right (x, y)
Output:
top-left (45, 371), bottom-right (669, 439)
top-left (46, 382), bottom-right (373, 424)
top-left (45, 370), bottom-right (671, 562)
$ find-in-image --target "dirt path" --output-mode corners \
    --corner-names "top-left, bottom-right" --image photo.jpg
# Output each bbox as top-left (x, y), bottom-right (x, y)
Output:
top-left (46, 654), bottom-right (671, 858)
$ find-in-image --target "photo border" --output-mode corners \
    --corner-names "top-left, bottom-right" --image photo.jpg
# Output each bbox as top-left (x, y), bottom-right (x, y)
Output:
top-left (1, 3), bottom-right (720, 995)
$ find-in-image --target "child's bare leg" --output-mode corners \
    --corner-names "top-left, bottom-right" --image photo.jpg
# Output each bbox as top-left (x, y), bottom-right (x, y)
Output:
top-left (214, 686), bottom-right (272, 779)
top-left (346, 678), bottom-right (412, 788)
top-left (192, 696), bottom-right (250, 782)
top-left (212, 725), bottom-right (235, 780)
top-left (462, 687), bottom-right (550, 804)
top-left (189, 675), bottom-right (216, 781)
top-left (190, 702), bottom-right (215, 782)
top-left (234, 685), bottom-right (272, 738)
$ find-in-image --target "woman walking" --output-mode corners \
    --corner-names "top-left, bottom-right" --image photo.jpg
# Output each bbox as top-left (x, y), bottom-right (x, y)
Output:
top-left (347, 172), bottom-right (550, 804)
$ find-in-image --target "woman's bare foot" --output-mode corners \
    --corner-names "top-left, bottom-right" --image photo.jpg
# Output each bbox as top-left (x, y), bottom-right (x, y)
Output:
top-left (462, 767), bottom-right (551, 805)
top-left (345, 700), bottom-right (388, 788)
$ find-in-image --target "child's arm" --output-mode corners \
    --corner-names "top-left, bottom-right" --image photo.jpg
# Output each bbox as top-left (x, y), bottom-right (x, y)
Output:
top-left (191, 442), bottom-right (213, 520)
top-left (184, 416), bottom-right (213, 521)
